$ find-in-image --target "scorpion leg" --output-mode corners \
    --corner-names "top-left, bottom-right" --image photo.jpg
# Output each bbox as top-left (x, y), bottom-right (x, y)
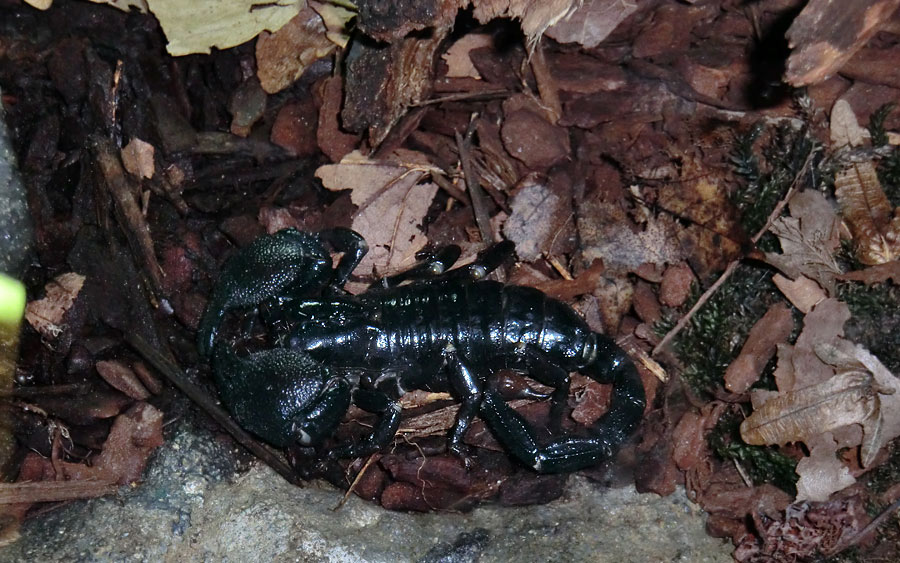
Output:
top-left (478, 344), bottom-right (645, 473)
top-left (375, 245), bottom-right (462, 288)
top-left (327, 387), bottom-right (401, 459)
top-left (520, 347), bottom-right (571, 433)
top-left (442, 240), bottom-right (515, 282)
top-left (444, 347), bottom-right (486, 467)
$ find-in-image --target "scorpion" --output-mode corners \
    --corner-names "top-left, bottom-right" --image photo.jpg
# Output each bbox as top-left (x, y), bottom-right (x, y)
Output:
top-left (197, 228), bottom-right (645, 474)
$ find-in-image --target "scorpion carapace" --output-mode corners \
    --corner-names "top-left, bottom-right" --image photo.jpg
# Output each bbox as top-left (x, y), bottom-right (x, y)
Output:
top-left (199, 228), bottom-right (645, 474)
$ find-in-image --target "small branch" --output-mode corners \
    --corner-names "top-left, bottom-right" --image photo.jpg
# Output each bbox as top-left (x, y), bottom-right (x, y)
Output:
top-left (652, 151), bottom-right (814, 357)
top-left (455, 122), bottom-right (493, 244)
top-left (0, 480), bottom-right (118, 504)
top-left (125, 334), bottom-right (302, 486)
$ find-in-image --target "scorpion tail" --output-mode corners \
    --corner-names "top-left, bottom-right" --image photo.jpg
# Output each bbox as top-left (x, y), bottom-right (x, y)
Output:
top-left (479, 335), bottom-right (645, 474)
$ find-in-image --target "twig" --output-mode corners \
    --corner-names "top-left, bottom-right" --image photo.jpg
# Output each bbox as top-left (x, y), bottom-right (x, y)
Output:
top-left (652, 150), bottom-right (814, 357)
top-left (125, 334), bottom-right (302, 486)
top-left (822, 496), bottom-right (900, 557)
top-left (334, 453), bottom-right (380, 511)
top-left (0, 480), bottom-right (119, 504)
top-left (455, 121), bottom-right (493, 244)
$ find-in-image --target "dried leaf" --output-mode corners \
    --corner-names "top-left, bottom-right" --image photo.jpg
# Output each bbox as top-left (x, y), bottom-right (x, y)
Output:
top-left (740, 370), bottom-right (880, 449)
top-left (830, 99), bottom-right (868, 147)
top-left (308, 0), bottom-right (354, 48)
top-left (24, 272), bottom-right (85, 340)
top-left (316, 151), bottom-right (439, 275)
top-left (120, 138), bottom-right (155, 180)
top-left (725, 303), bottom-right (794, 394)
top-left (90, 0), bottom-right (148, 13)
top-left (95, 360), bottom-right (151, 401)
top-left (256, 5), bottom-right (335, 94)
top-left (764, 190), bottom-right (843, 293)
top-left (838, 260), bottom-right (900, 284)
top-left (579, 201), bottom-right (686, 273)
top-left (503, 175), bottom-right (566, 262)
top-left (795, 434), bottom-right (857, 502)
top-left (835, 161), bottom-right (900, 265)
top-left (544, 0), bottom-right (638, 48)
top-left (442, 33), bottom-right (493, 79)
top-left (146, 0), bottom-right (301, 56)
top-left (772, 273), bottom-right (827, 314)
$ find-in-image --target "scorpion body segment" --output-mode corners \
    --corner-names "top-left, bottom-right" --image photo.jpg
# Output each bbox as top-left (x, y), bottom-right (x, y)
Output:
top-left (202, 230), bottom-right (645, 474)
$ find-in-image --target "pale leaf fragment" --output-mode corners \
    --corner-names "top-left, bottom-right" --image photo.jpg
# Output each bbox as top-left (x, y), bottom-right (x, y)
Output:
top-left (545, 0), bottom-right (638, 48)
top-left (830, 99), bottom-right (868, 148)
top-left (472, 0), bottom-right (578, 51)
top-left (316, 152), bottom-right (438, 275)
top-left (795, 433), bottom-right (857, 502)
top-left (772, 273), bottom-right (826, 314)
top-left (25, 273), bottom-right (85, 340)
top-left (121, 138), bottom-right (155, 180)
top-left (146, 0), bottom-right (301, 56)
top-left (308, 1), bottom-right (354, 48)
top-left (503, 175), bottom-right (564, 262)
top-left (764, 190), bottom-right (842, 293)
top-left (442, 33), bottom-right (493, 79)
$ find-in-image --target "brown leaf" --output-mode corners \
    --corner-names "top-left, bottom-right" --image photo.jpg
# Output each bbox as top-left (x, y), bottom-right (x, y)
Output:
top-left (764, 190), bottom-right (842, 293)
top-left (315, 152), bottom-right (438, 275)
top-left (255, 5), bottom-right (335, 94)
top-left (24, 272), bottom-right (85, 340)
top-left (772, 273), bottom-right (827, 314)
top-left (120, 138), bottom-right (155, 179)
top-left (95, 360), bottom-right (151, 400)
top-left (834, 161), bottom-right (900, 265)
top-left (838, 260), bottom-right (900, 285)
top-left (739, 371), bottom-right (880, 451)
top-left (725, 303), bottom-right (794, 394)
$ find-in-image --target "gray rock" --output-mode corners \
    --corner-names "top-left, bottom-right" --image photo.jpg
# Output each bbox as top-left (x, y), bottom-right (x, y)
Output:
top-left (1, 423), bottom-right (732, 562)
top-left (0, 87), bottom-right (32, 276)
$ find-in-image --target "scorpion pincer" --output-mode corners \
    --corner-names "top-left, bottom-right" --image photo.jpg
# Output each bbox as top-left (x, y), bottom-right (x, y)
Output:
top-left (198, 228), bottom-right (645, 474)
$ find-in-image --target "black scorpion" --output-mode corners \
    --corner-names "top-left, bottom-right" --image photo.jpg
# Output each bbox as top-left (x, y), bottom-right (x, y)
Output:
top-left (197, 228), bottom-right (645, 474)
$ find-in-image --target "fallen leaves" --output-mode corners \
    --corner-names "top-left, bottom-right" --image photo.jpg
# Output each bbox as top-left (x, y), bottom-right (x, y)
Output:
top-left (763, 190), bottom-right (843, 293)
top-left (315, 151), bottom-right (439, 275)
top-left (24, 272), bottom-right (85, 340)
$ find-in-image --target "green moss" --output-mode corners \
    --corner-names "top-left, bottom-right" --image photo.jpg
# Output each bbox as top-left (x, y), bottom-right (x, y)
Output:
top-left (867, 103), bottom-right (900, 206)
top-left (730, 122), bottom-right (821, 250)
top-left (837, 281), bottom-right (900, 374)
top-left (709, 409), bottom-right (798, 493)
top-left (656, 264), bottom-right (783, 396)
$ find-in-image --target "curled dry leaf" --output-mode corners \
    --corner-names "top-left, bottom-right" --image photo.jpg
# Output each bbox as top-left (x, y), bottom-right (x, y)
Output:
top-left (95, 360), bottom-right (151, 401)
top-left (772, 273), bottom-right (826, 314)
top-left (25, 272), bottom-right (85, 340)
top-left (739, 370), bottom-right (881, 456)
top-left (831, 99), bottom-right (900, 265)
top-left (764, 190), bottom-right (842, 294)
top-left (315, 151), bottom-right (439, 275)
